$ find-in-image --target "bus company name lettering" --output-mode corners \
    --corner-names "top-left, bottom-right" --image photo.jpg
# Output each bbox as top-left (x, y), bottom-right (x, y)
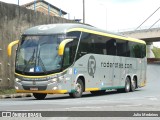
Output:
top-left (101, 62), bottom-right (132, 69)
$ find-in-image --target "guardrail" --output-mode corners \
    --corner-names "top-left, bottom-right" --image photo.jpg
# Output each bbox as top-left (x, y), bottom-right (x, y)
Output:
top-left (147, 58), bottom-right (160, 63)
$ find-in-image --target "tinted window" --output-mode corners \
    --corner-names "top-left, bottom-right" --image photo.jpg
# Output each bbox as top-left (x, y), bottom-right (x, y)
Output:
top-left (128, 42), bottom-right (146, 58)
top-left (106, 39), bottom-right (116, 55)
top-left (63, 31), bottom-right (81, 68)
top-left (77, 32), bottom-right (95, 59)
top-left (77, 32), bottom-right (146, 58)
top-left (141, 44), bottom-right (146, 58)
top-left (116, 39), bottom-right (127, 56)
top-left (63, 42), bottom-right (74, 69)
top-left (94, 35), bottom-right (108, 55)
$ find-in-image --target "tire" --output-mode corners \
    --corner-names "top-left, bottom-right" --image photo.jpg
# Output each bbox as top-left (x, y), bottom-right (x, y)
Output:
top-left (69, 79), bottom-right (84, 98)
top-left (33, 93), bottom-right (47, 100)
top-left (90, 90), bottom-right (106, 95)
top-left (130, 77), bottom-right (136, 92)
top-left (117, 77), bottom-right (131, 93)
top-left (124, 77), bottom-right (131, 92)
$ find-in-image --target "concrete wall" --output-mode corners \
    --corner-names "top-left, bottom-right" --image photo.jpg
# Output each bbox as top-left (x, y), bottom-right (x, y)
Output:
top-left (0, 2), bottom-right (75, 89)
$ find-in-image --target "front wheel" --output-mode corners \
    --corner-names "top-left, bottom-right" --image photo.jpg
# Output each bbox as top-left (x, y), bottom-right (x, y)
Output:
top-left (69, 79), bottom-right (84, 98)
top-left (33, 93), bottom-right (47, 100)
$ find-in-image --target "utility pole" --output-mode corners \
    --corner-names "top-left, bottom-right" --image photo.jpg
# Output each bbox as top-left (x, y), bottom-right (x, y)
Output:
top-left (83, 0), bottom-right (85, 23)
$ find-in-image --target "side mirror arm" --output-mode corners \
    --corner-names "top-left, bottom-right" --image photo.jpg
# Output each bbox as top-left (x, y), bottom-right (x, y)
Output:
top-left (8, 40), bottom-right (19, 56)
top-left (58, 39), bottom-right (73, 56)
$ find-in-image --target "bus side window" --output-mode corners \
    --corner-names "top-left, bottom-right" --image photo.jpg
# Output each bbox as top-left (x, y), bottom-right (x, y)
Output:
top-left (106, 39), bottom-right (116, 55)
top-left (126, 41), bottom-right (130, 57)
top-left (142, 44), bottom-right (146, 58)
top-left (77, 32), bottom-right (94, 59)
top-left (63, 47), bottom-right (70, 68)
top-left (116, 39), bottom-right (127, 57)
top-left (63, 42), bottom-right (74, 69)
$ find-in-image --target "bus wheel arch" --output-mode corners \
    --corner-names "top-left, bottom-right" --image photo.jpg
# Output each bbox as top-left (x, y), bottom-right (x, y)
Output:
top-left (133, 76), bottom-right (138, 88)
top-left (131, 75), bottom-right (137, 92)
top-left (78, 76), bottom-right (85, 92)
top-left (69, 76), bottom-right (85, 98)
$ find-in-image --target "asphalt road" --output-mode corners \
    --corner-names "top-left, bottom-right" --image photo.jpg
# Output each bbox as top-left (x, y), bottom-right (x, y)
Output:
top-left (0, 63), bottom-right (160, 119)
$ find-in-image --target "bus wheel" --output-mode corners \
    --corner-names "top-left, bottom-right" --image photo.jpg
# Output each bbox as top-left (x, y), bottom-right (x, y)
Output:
top-left (90, 90), bottom-right (106, 95)
top-left (33, 93), bottom-right (47, 100)
top-left (130, 78), bottom-right (136, 92)
top-left (124, 77), bottom-right (131, 92)
top-left (69, 79), bottom-right (84, 98)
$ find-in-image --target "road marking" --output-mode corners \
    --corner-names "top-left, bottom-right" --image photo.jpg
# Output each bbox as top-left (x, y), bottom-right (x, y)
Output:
top-left (149, 97), bottom-right (158, 101)
top-left (145, 96), bottom-right (159, 101)
top-left (116, 104), bottom-right (142, 107)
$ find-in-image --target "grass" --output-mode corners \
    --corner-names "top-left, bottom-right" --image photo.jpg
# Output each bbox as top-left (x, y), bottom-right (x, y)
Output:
top-left (152, 46), bottom-right (160, 58)
top-left (0, 89), bottom-right (16, 95)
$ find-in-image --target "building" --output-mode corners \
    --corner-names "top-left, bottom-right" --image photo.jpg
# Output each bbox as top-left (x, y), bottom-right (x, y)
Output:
top-left (22, 0), bottom-right (67, 17)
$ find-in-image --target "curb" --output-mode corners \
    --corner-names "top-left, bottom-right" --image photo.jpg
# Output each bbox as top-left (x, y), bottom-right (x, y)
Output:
top-left (0, 93), bottom-right (32, 99)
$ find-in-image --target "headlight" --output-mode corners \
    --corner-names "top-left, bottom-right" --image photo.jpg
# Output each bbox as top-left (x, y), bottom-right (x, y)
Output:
top-left (15, 86), bottom-right (19, 90)
top-left (15, 78), bottom-right (21, 82)
top-left (58, 75), bottom-right (64, 80)
top-left (49, 77), bottom-right (58, 83)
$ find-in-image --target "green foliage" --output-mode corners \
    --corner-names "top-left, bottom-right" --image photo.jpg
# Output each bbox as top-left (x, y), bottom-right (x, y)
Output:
top-left (152, 46), bottom-right (160, 58)
top-left (0, 89), bottom-right (16, 95)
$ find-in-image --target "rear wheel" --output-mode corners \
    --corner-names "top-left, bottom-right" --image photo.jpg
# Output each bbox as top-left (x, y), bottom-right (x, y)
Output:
top-left (117, 77), bottom-right (131, 93)
top-left (69, 79), bottom-right (84, 98)
top-left (33, 93), bottom-right (47, 100)
top-left (130, 77), bottom-right (136, 92)
top-left (124, 77), bottom-right (131, 92)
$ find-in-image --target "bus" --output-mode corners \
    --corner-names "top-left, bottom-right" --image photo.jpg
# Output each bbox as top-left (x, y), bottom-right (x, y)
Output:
top-left (8, 23), bottom-right (147, 100)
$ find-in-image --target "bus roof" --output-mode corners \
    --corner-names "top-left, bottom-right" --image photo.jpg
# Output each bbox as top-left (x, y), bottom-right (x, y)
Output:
top-left (23, 23), bottom-right (146, 44)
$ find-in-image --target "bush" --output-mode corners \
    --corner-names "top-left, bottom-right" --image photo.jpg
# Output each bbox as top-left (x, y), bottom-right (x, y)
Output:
top-left (152, 46), bottom-right (160, 58)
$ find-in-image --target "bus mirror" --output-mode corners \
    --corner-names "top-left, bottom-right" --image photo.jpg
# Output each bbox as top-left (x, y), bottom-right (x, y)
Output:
top-left (8, 40), bottom-right (19, 56)
top-left (58, 39), bottom-right (73, 56)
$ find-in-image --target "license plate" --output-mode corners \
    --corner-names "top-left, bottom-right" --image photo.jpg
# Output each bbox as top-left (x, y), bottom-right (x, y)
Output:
top-left (30, 87), bottom-right (38, 91)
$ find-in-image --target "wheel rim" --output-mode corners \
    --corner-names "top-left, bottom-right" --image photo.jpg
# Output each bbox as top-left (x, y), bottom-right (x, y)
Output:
top-left (126, 82), bottom-right (130, 90)
top-left (132, 79), bottom-right (136, 89)
top-left (126, 79), bottom-right (130, 91)
top-left (76, 83), bottom-right (82, 94)
top-left (132, 79), bottom-right (136, 91)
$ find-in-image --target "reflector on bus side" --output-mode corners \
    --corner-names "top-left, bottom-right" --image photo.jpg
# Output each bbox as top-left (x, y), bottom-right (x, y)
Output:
top-left (8, 40), bottom-right (19, 56)
top-left (58, 39), bottom-right (73, 56)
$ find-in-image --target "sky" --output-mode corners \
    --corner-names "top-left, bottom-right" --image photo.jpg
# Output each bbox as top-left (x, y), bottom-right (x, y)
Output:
top-left (1, 0), bottom-right (160, 31)
top-left (1, 0), bottom-right (160, 47)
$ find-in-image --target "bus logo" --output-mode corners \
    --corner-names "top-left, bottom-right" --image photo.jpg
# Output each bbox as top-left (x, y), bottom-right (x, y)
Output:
top-left (88, 55), bottom-right (96, 77)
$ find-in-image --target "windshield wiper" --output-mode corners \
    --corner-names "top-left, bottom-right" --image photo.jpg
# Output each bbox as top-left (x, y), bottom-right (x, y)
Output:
top-left (23, 49), bottom-right (36, 73)
top-left (37, 49), bottom-right (47, 74)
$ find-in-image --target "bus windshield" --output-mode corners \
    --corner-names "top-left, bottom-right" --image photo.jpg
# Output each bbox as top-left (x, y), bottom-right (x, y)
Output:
top-left (15, 35), bottom-right (65, 75)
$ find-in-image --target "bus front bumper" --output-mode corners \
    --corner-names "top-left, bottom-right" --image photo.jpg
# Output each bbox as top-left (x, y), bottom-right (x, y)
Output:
top-left (16, 89), bottom-right (68, 94)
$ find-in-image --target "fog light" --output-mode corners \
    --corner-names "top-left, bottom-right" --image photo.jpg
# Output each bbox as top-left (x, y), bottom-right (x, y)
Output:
top-left (58, 76), bottom-right (64, 81)
top-left (15, 86), bottom-right (19, 90)
top-left (52, 87), bottom-right (58, 90)
top-left (49, 78), bottom-right (58, 83)
top-left (15, 78), bottom-right (21, 82)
